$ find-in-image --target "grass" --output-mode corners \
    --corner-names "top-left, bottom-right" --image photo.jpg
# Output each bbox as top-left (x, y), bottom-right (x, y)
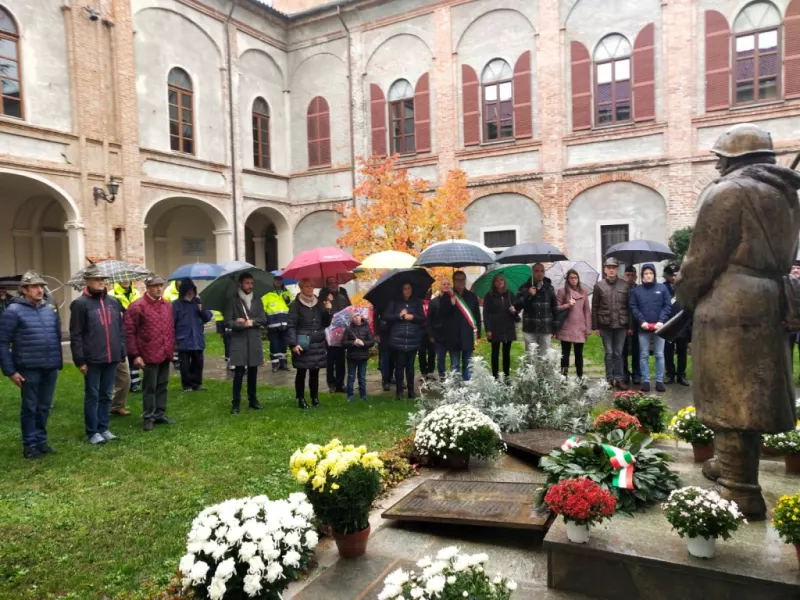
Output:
top-left (0, 367), bottom-right (410, 599)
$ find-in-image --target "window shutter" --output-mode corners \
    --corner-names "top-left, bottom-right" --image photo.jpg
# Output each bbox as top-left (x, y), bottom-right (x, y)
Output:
top-left (414, 73), bottom-right (431, 152)
top-left (705, 10), bottom-right (731, 111)
top-left (462, 64), bottom-right (480, 146)
top-left (570, 41), bottom-right (592, 131)
top-left (369, 84), bottom-right (387, 157)
top-left (786, 0), bottom-right (800, 98)
top-left (512, 50), bottom-right (532, 139)
top-left (318, 97), bottom-right (331, 167)
top-left (307, 98), bottom-right (319, 168)
top-left (633, 23), bottom-right (655, 122)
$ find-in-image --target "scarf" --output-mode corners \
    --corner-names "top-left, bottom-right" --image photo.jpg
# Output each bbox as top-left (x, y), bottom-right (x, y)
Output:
top-left (238, 289), bottom-right (253, 311)
top-left (298, 293), bottom-right (317, 308)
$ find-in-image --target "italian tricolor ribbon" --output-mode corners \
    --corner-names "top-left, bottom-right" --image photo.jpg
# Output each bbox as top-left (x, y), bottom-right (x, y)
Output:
top-left (559, 437), bottom-right (636, 490)
top-left (452, 292), bottom-right (478, 334)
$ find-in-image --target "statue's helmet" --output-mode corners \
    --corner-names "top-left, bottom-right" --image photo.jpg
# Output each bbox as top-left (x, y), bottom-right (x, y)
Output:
top-left (711, 123), bottom-right (775, 158)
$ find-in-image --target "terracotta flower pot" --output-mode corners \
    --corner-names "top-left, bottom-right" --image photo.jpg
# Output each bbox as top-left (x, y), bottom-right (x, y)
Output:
top-left (692, 443), bottom-right (715, 463)
top-left (761, 443), bottom-right (782, 457)
top-left (333, 524), bottom-right (371, 558)
top-left (436, 452), bottom-right (470, 470)
top-left (785, 453), bottom-right (800, 475)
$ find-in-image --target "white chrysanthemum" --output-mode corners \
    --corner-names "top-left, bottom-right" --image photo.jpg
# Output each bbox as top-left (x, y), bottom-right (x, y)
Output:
top-left (266, 561), bottom-right (284, 583)
top-left (189, 560), bottom-right (210, 584)
top-left (506, 580), bottom-right (518, 590)
top-left (241, 502), bottom-right (260, 520)
top-left (178, 553), bottom-right (195, 575)
top-left (410, 588), bottom-right (425, 599)
top-left (417, 556), bottom-right (432, 568)
top-left (435, 546), bottom-right (460, 561)
top-left (239, 542), bottom-right (258, 561)
top-left (211, 542), bottom-right (229, 561)
top-left (425, 575), bottom-right (446, 595)
top-left (248, 555), bottom-right (265, 574)
top-left (284, 531), bottom-right (302, 548)
top-left (215, 557), bottom-right (237, 582)
top-left (190, 525), bottom-right (212, 543)
top-left (243, 573), bottom-right (263, 597)
top-left (208, 576), bottom-right (227, 600)
top-left (305, 530), bottom-right (319, 549)
top-left (378, 584), bottom-right (401, 600)
top-left (385, 569), bottom-right (410, 587)
top-left (283, 549), bottom-right (302, 568)
top-left (451, 555), bottom-right (471, 572)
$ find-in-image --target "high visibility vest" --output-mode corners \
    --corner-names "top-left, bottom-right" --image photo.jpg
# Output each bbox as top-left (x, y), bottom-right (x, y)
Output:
top-left (163, 280), bottom-right (180, 302)
top-left (262, 289), bottom-right (292, 328)
top-left (108, 283), bottom-right (141, 310)
top-left (212, 310), bottom-right (224, 322)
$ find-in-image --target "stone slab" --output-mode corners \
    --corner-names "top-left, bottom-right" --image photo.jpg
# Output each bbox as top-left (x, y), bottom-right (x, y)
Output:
top-left (381, 480), bottom-right (553, 531)
top-left (502, 429), bottom-right (572, 460)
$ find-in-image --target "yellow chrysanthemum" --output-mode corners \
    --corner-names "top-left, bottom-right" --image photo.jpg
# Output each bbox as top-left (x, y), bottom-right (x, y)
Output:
top-left (311, 475), bottom-right (326, 492)
top-left (331, 483), bottom-right (340, 490)
top-left (296, 468), bottom-right (310, 484)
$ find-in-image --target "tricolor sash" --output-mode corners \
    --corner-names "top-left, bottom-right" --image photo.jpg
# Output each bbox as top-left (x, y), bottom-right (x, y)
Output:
top-left (559, 437), bottom-right (636, 490)
top-left (452, 292), bottom-right (478, 334)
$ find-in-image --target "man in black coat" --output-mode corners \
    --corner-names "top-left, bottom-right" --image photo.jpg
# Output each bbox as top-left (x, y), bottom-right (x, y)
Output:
top-left (622, 265), bottom-right (642, 385)
top-left (69, 264), bottom-right (126, 445)
top-left (322, 276), bottom-right (350, 394)
top-left (438, 272), bottom-right (481, 381)
top-left (663, 264), bottom-right (690, 386)
top-left (515, 263), bottom-right (558, 356)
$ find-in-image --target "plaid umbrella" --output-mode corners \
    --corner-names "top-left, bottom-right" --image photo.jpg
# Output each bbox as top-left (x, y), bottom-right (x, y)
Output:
top-left (415, 240), bottom-right (497, 268)
top-left (604, 240), bottom-right (674, 265)
top-left (545, 261), bottom-right (599, 295)
top-left (68, 260), bottom-right (151, 291)
top-left (496, 242), bottom-right (568, 264)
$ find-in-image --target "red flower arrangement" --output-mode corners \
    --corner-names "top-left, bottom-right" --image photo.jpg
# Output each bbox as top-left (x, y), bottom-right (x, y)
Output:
top-left (544, 478), bottom-right (617, 525)
top-left (593, 409), bottom-right (642, 435)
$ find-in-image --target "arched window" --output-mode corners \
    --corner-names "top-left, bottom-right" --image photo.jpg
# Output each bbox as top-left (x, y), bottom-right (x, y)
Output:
top-left (733, 2), bottom-right (781, 105)
top-left (252, 97), bottom-right (270, 170)
top-left (307, 96), bottom-right (330, 168)
top-left (0, 7), bottom-right (22, 118)
top-left (481, 59), bottom-right (513, 141)
top-left (168, 67), bottom-right (194, 154)
top-left (594, 34), bottom-right (632, 125)
top-left (388, 79), bottom-right (414, 154)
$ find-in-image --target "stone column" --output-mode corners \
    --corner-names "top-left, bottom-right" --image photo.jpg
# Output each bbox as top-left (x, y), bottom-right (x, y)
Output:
top-left (252, 237), bottom-right (266, 270)
top-left (64, 220), bottom-right (86, 278)
top-left (214, 229), bottom-right (234, 265)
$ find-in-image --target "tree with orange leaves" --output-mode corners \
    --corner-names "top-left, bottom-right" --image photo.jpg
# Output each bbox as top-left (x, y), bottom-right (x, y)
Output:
top-left (336, 155), bottom-right (470, 260)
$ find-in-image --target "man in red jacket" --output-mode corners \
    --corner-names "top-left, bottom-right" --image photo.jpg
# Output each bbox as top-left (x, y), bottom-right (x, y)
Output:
top-left (125, 275), bottom-right (175, 431)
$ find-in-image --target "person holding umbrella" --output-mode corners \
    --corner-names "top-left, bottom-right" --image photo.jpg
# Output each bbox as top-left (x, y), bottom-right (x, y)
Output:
top-left (322, 276), bottom-right (351, 394)
top-left (287, 278), bottom-right (333, 409)
top-left (483, 273), bottom-right (519, 379)
top-left (621, 266), bottom-right (642, 386)
top-left (225, 273), bottom-right (268, 413)
top-left (172, 280), bottom-right (213, 392)
top-left (515, 263), bottom-right (558, 355)
top-left (629, 264), bottom-right (672, 393)
top-left (555, 269), bottom-right (592, 378)
top-left (439, 272), bottom-right (482, 381)
top-left (385, 282), bottom-right (425, 399)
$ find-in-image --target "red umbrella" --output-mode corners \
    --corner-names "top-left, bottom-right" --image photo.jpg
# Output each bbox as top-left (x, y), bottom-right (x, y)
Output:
top-left (281, 247), bottom-right (360, 288)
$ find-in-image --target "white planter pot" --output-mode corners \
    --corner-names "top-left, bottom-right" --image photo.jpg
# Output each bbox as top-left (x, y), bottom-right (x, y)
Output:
top-left (687, 535), bottom-right (716, 558)
top-left (565, 521), bottom-right (590, 544)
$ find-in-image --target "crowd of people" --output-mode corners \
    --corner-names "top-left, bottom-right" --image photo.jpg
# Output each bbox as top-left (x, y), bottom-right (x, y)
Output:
top-left (0, 256), bottom-right (698, 460)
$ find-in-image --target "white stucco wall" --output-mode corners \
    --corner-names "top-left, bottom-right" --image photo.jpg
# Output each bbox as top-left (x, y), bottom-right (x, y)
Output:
top-left (294, 210), bottom-right (340, 254)
top-left (464, 193), bottom-right (543, 249)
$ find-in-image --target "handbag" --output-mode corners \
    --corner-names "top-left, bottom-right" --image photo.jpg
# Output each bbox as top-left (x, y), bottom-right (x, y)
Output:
top-left (297, 334), bottom-right (311, 350)
top-left (553, 289), bottom-right (571, 331)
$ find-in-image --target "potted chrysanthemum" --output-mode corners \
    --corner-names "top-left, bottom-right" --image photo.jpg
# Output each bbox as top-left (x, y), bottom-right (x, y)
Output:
top-left (289, 439), bottom-right (383, 558)
top-left (762, 425), bottom-right (800, 474)
top-left (414, 403), bottom-right (504, 469)
top-left (668, 406), bottom-right (714, 462)
top-left (772, 493), bottom-right (800, 568)
top-left (592, 409), bottom-right (643, 436)
top-left (543, 477), bottom-right (617, 543)
top-left (178, 494), bottom-right (318, 600)
top-left (377, 546), bottom-right (517, 600)
top-left (662, 486), bottom-right (746, 558)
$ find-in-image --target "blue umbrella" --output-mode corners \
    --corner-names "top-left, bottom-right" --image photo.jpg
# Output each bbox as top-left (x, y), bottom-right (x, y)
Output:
top-left (221, 260), bottom-right (256, 272)
top-left (272, 269), bottom-right (298, 285)
top-left (169, 262), bottom-right (224, 281)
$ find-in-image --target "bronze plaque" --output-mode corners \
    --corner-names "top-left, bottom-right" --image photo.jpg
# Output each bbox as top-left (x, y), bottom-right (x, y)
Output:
top-left (502, 429), bottom-right (571, 459)
top-left (382, 480), bottom-right (553, 531)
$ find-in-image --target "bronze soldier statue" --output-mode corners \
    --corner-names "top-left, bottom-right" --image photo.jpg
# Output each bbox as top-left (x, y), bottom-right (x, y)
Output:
top-left (676, 123), bottom-right (800, 520)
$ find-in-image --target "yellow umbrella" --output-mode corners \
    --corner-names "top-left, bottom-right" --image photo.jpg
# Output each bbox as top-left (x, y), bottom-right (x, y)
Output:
top-left (359, 250), bottom-right (417, 270)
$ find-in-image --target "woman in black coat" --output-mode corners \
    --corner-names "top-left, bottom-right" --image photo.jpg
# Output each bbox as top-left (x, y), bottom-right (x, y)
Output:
top-left (483, 273), bottom-right (519, 379)
top-left (385, 282), bottom-right (425, 400)
top-left (287, 278), bottom-right (333, 409)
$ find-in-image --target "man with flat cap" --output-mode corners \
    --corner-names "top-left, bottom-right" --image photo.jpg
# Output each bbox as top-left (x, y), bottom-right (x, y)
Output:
top-left (125, 275), bottom-right (176, 431)
top-left (592, 257), bottom-right (632, 389)
top-left (0, 271), bottom-right (63, 458)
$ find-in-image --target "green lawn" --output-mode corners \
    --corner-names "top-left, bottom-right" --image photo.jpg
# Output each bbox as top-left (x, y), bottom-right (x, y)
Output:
top-left (0, 368), bottom-right (409, 599)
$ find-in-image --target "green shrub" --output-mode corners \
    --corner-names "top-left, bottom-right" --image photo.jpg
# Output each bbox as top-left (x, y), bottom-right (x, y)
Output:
top-left (613, 391), bottom-right (668, 433)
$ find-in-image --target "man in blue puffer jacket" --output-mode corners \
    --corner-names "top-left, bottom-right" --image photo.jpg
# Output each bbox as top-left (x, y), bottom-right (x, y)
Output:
top-left (629, 263), bottom-right (672, 393)
top-left (0, 271), bottom-right (63, 459)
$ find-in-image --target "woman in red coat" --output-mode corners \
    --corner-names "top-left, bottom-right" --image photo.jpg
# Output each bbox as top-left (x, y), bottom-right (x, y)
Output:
top-left (555, 269), bottom-right (592, 378)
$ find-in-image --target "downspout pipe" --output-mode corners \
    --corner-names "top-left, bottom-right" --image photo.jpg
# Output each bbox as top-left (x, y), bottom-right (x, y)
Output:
top-left (226, 2), bottom-right (240, 259)
top-left (337, 5), bottom-right (356, 193)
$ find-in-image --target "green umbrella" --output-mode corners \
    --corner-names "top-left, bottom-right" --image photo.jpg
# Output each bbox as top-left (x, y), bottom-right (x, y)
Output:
top-left (471, 264), bottom-right (531, 299)
top-left (199, 266), bottom-right (274, 313)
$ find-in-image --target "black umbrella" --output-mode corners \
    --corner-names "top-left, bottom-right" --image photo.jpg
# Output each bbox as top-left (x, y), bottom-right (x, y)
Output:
top-left (496, 242), bottom-right (568, 264)
top-left (364, 268), bottom-right (434, 310)
top-left (415, 240), bottom-right (497, 268)
top-left (605, 240), bottom-right (675, 265)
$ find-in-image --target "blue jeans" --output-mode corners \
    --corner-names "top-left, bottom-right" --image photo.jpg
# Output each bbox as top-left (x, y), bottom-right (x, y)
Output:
top-left (449, 350), bottom-right (474, 381)
top-left (638, 331), bottom-right (665, 383)
top-left (347, 359), bottom-right (368, 399)
top-left (434, 343), bottom-right (448, 377)
top-left (84, 362), bottom-right (117, 437)
top-left (19, 368), bottom-right (58, 448)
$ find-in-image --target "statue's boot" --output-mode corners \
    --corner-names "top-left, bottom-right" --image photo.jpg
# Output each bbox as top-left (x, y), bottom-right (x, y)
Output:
top-left (714, 430), bottom-right (766, 521)
top-left (702, 457), bottom-right (720, 481)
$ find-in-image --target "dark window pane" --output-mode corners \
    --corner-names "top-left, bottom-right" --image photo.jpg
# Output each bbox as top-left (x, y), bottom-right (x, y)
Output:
top-left (486, 122), bottom-right (498, 140)
top-left (182, 124), bottom-right (193, 139)
top-left (261, 142), bottom-right (269, 160)
top-left (616, 102), bottom-right (631, 122)
top-left (169, 121), bottom-right (178, 136)
top-left (499, 100), bottom-right (512, 120)
top-left (392, 137), bottom-right (402, 154)
top-left (597, 82), bottom-right (612, 103)
top-left (393, 120), bottom-right (402, 137)
top-left (0, 39), bottom-right (17, 60)
top-left (168, 90), bottom-right (177, 105)
top-left (500, 120), bottom-right (513, 138)
top-left (181, 93), bottom-right (191, 109)
top-left (391, 102), bottom-right (402, 119)
top-left (600, 225), bottom-right (629, 258)
top-left (183, 139), bottom-right (193, 154)
top-left (253, 140), bottom-right (259, 158)
top-left (2, 78), bottom-right (18, 96)
top-left (2, 96), bottom-right (20, 118)
top-left (169, 68), bottom-right (191, 90)
top-left (260, 122), bottom-right (268, 137)
top-left (736, 57), bottom-right (754, 80)
top-left (485, 103), bottom-right (498, 121)
top-left (403, 100), bottom-right (414, 119)
top-left (759, 53), bottom-right (778, 77)
top-left (405, 135), bottom-right (415, 153)
top-left (484, 230), bottom-right (517, 249)
top-left (252, 116), bottom-right (259, 129)
top-left (181, 110), bottom-right (192, 124)
top-left (169, 105), bottom-right (177, 121)
top-left (0, 58), bottom-right (18, 79)
top-left (0, 10), bottom-right (17, 35)
top-left (170, 135), bottom-right (180, 151)
top-left (759, 77), bottom-right (778, 100)
top-left (736, 81), bottom-right (754, 103)
top-left (616, 79), bottom-right (631, 101)
top-left (598, 107), bottom-right (613, 124)
top-left (404, 118), bottom-right (414, 135)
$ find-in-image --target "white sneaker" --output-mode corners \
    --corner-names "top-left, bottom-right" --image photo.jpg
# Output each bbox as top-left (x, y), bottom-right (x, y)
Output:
top-left (100, 430), bottom-right (118, 442)
top-left (89, 433), bottom-right (106, 445)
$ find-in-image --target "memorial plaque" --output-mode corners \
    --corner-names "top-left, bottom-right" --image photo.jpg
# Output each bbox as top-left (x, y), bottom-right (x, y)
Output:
top-left (502, 429), bottom-right (571, 460)
top-left (382, 480), bottom-right (552, 531)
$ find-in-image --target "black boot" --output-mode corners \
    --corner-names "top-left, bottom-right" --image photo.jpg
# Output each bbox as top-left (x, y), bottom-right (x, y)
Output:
top-left (231, 402), bottom-right (240, 414)
top-left (561, 367), bottom-right (568, 377)
top-left (677, 375), bottom-right (690, 386)
top-left (311, 397), bottom-right (320, 408)
top-left (665, 374), bottom-right (675, 384)
top-left (279, 359), bottom-right (291, 371)
top-left (271, 362), bottom-right (279, 373)
top-left (298, 398), bottom-right (309, 409)
top-left (249, 400), bottom-right (263, 410)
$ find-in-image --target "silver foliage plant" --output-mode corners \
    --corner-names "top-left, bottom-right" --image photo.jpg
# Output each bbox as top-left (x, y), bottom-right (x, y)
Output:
top-left (411, 344), bottom-right (607, 434)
